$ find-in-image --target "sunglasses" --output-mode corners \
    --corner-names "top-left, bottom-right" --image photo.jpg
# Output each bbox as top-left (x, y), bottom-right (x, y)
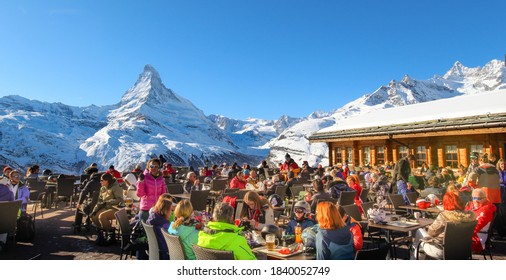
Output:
top-left (294, 209), bottom-right (305, 214)
top-left (472, 197), bottom-right (484, 201)
top-left (12, 175), bottom-right (20, 178)
top-left (149, 165), bottom-right (160, 168)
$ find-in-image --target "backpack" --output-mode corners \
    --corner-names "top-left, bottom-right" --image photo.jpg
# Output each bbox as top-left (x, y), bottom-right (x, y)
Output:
top-left (130, 219), bottom-right (147, 245)
top-left (16, 213), bottom-right (35, 242)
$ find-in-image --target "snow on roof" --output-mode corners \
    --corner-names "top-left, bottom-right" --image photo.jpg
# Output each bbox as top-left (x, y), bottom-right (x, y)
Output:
top-left (317, 89), bottom-right (506, 133)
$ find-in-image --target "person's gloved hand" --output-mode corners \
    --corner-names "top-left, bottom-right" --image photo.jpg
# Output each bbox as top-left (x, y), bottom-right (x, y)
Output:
top-left (139, 173), bottom-right (145, 181)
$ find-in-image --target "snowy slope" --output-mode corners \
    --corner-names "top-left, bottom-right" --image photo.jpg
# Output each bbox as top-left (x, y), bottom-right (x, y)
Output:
top-left (266, 59), bottom-right (506, 167)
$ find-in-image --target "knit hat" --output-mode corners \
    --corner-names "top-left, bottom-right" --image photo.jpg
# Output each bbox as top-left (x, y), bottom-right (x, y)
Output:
top-left (109, 165), bottom-right (114, 169)
top-left (285, 153), bottom-right (291, 159)
top-left (470, 152), bottom-right (479, 159)
top-left (3, 166), bottom-right (12, 175)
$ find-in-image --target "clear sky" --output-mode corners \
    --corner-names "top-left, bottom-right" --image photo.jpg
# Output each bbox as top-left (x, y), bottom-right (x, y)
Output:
top-left (0, 1), bottom-right (505, 120)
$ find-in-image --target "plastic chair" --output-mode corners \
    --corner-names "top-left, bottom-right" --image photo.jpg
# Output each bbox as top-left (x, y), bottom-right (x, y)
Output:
top-left (359, 188), bottom-right (370, 203)
top-left (211, 179), bottom-right (228, 192)
top-left (166, 183), bottom-right (184, 195)
top-left (191, 244), bottom-right (235, 260)
top-left (27, 179), bottom-right (46, 219)
top-left (54, 178), bottom-right (76, 209)
top-left (388, 194), bottom-right (408, 215)
top-left (417, 220), bottom-right (478, 260)
top-left (0, 200), bottom-right (22, 246)
top-left (338, 191), bottom-right (356, 206)
top-left (190, 189), bottom-right (211, 211)
top-left (342, 204), bottom-right (362, 222)
top-left (406, 192), bottom-right (419, 204)
top-left (114, 208), bottom-right (144, 260)
top-left (141, 220), bottom-right (161, 260)
top-left (354, 244), bottom-right (390, 260)
top-left (161, 230), bottom-right (186, 260)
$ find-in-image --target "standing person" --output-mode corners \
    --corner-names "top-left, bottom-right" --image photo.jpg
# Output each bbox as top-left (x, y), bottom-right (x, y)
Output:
top-left (496, 159), bottom-right (506, 237)
top-left (91, 173), bottom-right (124, 246)
top-left (392, 154), bottom-right (416, 204)
top-left (84, 163), bottom-right (99, 175)
top-left (106, 165), bottom-right (124, 185)
top-left (315, 201), bottom-right (354, 260)
top-left (7, 170), bottom-right (30, 213)
top-left (136, 158), bottom-right (166, 222)
top-left (184, 172), bottom-right (202, 193)
top-left (75, 172), bottom-right (102, 232)
top-left (463, 152), bottom-right (480, 186)
top-left (198, 202), bottom-right (256, 260)
top-left (146, 194), bottom-right (175, 260)
top-left (168, 199), bottom-right (199, 260)
top-left (240, 191), bottom-right (275, 231)
top-left (370, 172), bottom-right (390, 205)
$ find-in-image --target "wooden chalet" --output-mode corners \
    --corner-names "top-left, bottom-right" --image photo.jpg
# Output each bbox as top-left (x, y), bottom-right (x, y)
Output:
top-left (308, 91), bottom-right (506, 169)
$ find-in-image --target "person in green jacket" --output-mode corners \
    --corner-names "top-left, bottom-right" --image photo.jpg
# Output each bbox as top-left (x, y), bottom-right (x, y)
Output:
top-left (197, 202), bottom-right (256, 260)
top-left (168, 199), bottom-right (199, 260)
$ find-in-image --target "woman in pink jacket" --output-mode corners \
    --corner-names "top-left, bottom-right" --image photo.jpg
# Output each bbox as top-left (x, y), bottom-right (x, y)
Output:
top-left (136, 158), bottom-right (166, 221)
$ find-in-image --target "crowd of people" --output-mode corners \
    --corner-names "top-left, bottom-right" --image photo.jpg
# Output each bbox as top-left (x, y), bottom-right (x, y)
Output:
top-left (1, 149), bottom-right (505, 260)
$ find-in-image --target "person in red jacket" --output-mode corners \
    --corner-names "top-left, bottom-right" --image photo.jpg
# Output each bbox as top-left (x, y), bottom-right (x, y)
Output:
top-left (162, 163), bottom-right (176, 177)
top-left (281, 153), bottom-right (300, 180)
top-left (106, 165), bottom-right (124, 185)
top-left (465, 188), bottom-right (497, 253)
top-left (229, 170), bottom-right (247, 190)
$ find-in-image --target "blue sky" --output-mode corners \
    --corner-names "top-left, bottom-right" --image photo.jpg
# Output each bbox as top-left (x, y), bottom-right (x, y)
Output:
top-left (0, 1), bottom-right (505, 120)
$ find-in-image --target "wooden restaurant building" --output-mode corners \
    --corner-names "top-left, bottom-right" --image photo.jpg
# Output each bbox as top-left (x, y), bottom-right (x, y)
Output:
top-left (308, 91), bottom-right (506, 169)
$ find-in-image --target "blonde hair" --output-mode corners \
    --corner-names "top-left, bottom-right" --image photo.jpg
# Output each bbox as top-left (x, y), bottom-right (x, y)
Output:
top-left (172, 200), bottom-right (193, 229)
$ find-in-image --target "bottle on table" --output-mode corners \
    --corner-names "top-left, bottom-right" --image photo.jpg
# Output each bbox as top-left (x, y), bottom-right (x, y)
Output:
top-left (295, 222), bottom-right (302, 243)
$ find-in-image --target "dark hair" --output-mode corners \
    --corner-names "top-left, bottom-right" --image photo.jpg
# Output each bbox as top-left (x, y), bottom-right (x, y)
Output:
top-left (213, 202), bottom-right (234, 224)
top-left (101, 173), bottom-right (115, 186)
top-left (313, 179), bottom-right (324, 192)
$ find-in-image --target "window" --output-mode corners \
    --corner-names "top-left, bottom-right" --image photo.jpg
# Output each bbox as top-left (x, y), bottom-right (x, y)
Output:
top-left (445, 145), bottom-right (458, 168)
top-left (363, 146), bottom-right (371, 166)
top-left (346, 147), bottom-right (353, 163)
top-left (416, 146), bottom-right (427, 167)
top-left (470, 145), bottom-right (483, 156)
top-left (376, 146), bottom-right (385, 165)
top-left (398, 146), bottom-right (409, 159)
top-left (335, 147), bottom-right (342, 165)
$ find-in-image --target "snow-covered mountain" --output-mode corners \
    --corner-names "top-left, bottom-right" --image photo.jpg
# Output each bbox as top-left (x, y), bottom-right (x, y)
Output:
top-left (0, 95), bottom-right (112, 172)
top-left (207, 114), bottom-right (301, 156)
top-left (0, 59), bottom-right (503, 174)
top-left (265, 59), bottom-right (506, 167)
top-left (80, 65), bottom-right (266, 172)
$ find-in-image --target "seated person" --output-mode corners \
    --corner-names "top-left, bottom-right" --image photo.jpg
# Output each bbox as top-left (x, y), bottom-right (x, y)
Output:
top-left (184, 172), bottom-right (202, 193)
top-left (168, 199), bottom-right (199, 260)
top-left (315, 201), bottom-right (355, 260)
top-left (465, 188), bottom-right (497, 253)
top-left (7, 170), bottom-right (30, 213)
top-left (285, 201), bottom-right (315, 235)
top-left (412, 185), bottom-right (476, 259)
top-left (147, 194), bottom-right (175, 260)
top-left (229, 170), bottom-right (247, 190)
top-left (421, 176), bottom-right (445, 198)
top-left (240, 191), bottom-right (275, 231)
top-left (310, 179), bottom-right (332, 212)
top-left (90, 173), bottom-right (124, 246)
top-left (197, 202), bottom-right (256, 260)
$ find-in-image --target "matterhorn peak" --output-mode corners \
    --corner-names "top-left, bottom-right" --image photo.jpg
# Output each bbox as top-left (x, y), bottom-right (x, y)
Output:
top-left (142, 64), bottom-right (161, 80)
